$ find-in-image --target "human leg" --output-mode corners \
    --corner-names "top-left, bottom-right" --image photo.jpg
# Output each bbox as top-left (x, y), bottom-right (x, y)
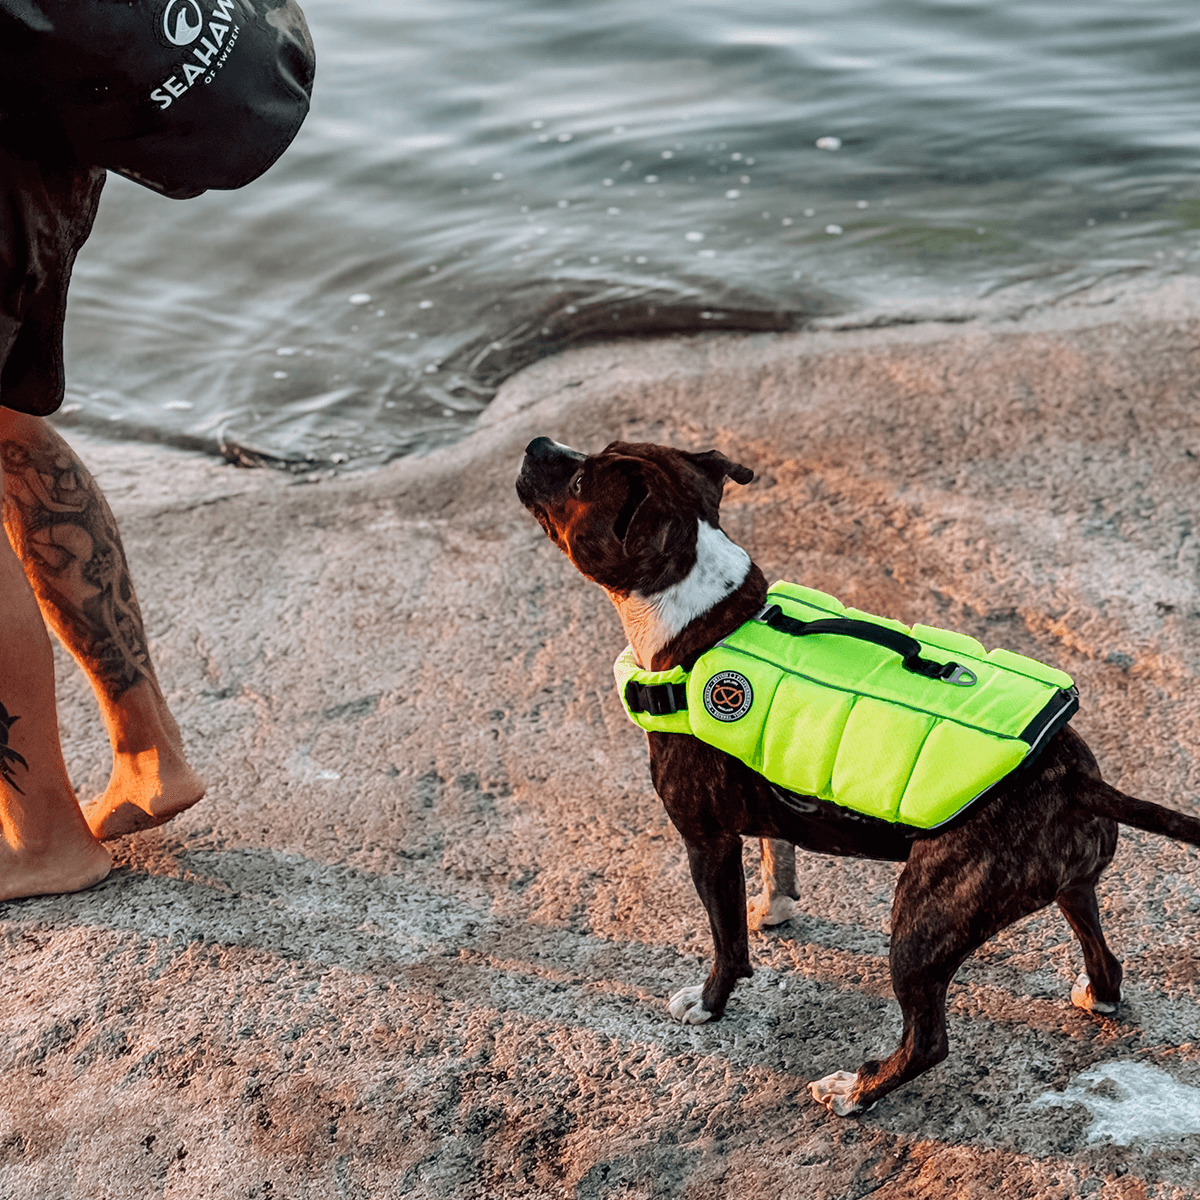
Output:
top-left (0, 409), bottom-right (204, 840)
top-left (0, 466), bottom-right (110, 898)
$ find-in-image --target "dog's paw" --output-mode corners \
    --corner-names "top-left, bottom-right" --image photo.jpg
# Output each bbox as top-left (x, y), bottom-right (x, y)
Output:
top-left (808, 1070), bottom-right (867, 1117)
top-left (668, 984), bottom-right (715, 1024)
top-left (747, 893), bottom-right (800, 931)
top-left (1071, 972), bottom-right (1120, 1015)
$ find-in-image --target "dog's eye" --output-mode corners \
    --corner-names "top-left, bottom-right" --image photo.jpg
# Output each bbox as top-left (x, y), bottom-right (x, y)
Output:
top-left (570, 472), bottom-right (584, 496)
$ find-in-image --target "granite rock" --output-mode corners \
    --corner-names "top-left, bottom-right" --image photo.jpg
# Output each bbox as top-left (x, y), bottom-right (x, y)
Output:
top-left (4, 279), bottom-right (1200, 1198)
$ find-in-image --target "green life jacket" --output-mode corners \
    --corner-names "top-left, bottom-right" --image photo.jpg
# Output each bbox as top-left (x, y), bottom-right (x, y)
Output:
top-left (614, 581), bottom-right (1078, 832)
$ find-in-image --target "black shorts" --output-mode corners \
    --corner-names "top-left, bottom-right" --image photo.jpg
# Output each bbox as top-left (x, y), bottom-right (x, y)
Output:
top-left (0, 0), bottom-right (315, 416)
top-left (0, 147), bottom-right (105, 417)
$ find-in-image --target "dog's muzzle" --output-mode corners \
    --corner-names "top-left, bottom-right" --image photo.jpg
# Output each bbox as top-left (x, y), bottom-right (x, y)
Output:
top-left (517, 437), bottom-right (587, 506)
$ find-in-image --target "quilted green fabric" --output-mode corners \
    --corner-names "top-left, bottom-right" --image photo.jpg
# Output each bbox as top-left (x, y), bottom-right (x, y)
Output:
top-left (615, 581), bottom-right (1077, 830)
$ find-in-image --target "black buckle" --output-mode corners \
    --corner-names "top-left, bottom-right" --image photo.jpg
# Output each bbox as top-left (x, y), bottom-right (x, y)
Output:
top-left (625, 679), bottom-right (687, 716)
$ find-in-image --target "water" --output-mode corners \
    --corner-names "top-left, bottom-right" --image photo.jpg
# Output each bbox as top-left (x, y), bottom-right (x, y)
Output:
top-left (1034, 1062), bottom-right (1200, 1145)
top-left (59, 0), bottom-right (1200, 469)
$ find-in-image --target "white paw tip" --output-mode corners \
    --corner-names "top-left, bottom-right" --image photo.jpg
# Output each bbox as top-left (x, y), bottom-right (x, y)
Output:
top-left (749, 896), bottom-right (800, 930)
top-left (668, 984), bottom-right (715, 1024)
top-left (808, 1070), bottom-right (865, 1116)
top-left (1071, 972), bottom-right (1119, 1014)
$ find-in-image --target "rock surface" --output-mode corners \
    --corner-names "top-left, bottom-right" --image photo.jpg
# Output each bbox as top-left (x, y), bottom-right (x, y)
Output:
top-left (3, 278), bottom-right (1200, 1198)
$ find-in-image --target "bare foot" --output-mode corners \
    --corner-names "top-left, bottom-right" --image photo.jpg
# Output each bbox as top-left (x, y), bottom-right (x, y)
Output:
top-left (82, 747), bottom-right (206, 841)
top-left (0, 828), bottom-right (111, 901)
top-left (81, 681), bottom-right (206, 841)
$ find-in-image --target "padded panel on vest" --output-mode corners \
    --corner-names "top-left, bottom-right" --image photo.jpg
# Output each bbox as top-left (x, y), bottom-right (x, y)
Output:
top-left (986, 647), bottom-right (1074, 691)
top-left (759, 675), bottom-right (855, 798)
top-left (743, 598), bottom-right (1055, 735)
top-left (688, 655), bottom-right (782, 773)
top-left (830, 699), bottom-right (935, 821)
top-left (758, 584), bottom-right (1066, 738)
top-left (900, 722), bottom-right (1028, 827)
top-left (740, 619), bottom-right (906, 698)
top-left (909, 624), bottom-right (986, 659)
top-left (767, 582), bottom-right (845, 615)
top-left (929, 669), bottom-right (1045, 734)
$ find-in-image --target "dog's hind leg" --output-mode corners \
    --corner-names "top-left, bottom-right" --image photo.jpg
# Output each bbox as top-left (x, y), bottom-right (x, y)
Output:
top-left (809, 838), bottom-right (1055, 1116)
top-left (1057, 883), bottom-right (1122, 1014)
top-left (669, 833), bottom-right (754, 1023)
top-left (808, 934), bottom-right (961, 1115)
top-left (748, 838), bottom-right (801, 930)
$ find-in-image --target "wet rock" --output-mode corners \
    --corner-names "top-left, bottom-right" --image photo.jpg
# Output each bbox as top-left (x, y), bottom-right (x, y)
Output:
top-left (7, 277), bottom-right (1200, 1196)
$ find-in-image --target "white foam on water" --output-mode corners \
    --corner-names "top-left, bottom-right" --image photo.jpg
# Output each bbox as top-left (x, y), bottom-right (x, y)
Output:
top-left (722, 28), bottom-right (822, 47)
top-left (1033, 1062), bottom-right (1200, 1145)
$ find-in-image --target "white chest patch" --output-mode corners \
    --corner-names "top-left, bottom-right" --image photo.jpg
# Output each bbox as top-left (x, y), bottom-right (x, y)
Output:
top-left (611, 521), bottom-right (751, 668)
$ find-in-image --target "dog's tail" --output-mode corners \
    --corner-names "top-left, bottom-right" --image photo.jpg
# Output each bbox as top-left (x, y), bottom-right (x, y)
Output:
top-left (1087, 782), bottom-right (1200, 847)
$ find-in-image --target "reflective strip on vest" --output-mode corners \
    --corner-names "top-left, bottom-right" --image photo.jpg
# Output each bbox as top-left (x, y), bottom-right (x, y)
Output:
top-left (614, 581), bottom-right (1078, 831)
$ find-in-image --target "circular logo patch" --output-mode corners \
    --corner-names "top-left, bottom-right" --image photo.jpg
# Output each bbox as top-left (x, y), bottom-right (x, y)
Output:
top-left (703, 671), bottom-right (753, 722)
top-left (162, 0), bottom-right (204, 46)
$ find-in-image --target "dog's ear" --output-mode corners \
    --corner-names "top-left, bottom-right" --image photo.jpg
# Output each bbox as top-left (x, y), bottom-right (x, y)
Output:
top-left (613, 461), bottom-right (694, 567)
top-left (612, 463), bottom-right (651, 546)
top-left (689, 449), bottom-right (754, 486)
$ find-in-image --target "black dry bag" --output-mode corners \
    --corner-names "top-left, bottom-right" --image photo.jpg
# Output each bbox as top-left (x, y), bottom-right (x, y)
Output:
top-left (0, 0), bottom-right (316, 198)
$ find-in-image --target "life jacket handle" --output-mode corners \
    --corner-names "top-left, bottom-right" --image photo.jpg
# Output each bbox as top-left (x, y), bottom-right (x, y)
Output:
top-left (757, 606), bottom-right (977, 686)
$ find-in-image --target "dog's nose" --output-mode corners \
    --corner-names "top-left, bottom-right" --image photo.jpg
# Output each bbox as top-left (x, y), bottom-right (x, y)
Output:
top-left (524, 437), bottom-right (585, 463)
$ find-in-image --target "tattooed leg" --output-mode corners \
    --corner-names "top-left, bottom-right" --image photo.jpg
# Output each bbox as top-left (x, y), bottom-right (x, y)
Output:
top-left (0, 508), bottom-right (110, 899)
top-left (0, 702), bottom-right (28, 794)
top-left (0, 410), bottom-right (204, 840)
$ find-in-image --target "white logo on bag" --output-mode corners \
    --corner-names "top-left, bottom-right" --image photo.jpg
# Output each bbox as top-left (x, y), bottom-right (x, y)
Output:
top-left (151, 0), bottom-right (240, 109)
top-left (162, 0), bottom-right (204, 45)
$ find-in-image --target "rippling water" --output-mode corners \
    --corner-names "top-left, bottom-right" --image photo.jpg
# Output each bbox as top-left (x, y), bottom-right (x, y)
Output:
top-left (59, 0), bottom-right (1200, 468)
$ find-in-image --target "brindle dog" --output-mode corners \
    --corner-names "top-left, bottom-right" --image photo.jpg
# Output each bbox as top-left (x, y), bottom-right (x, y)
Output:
top-left (516, 436), bottom-right (1200, 1115)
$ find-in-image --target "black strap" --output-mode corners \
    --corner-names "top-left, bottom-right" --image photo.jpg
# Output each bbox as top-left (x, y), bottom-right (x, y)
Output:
top-left (625, 679), bottom-right (688, 716)
top-left (628, 606), bottom-right (973, 716)
top-left (759, 606), bottom-right (963, 681)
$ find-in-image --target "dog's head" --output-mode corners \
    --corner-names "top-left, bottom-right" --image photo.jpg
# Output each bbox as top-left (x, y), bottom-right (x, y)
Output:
top-left (516, 438), bottom-right (754, 594)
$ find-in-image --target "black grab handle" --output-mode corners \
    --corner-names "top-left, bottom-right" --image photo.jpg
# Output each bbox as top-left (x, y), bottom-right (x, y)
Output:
top-left (759, 607), bottom-right (968, 683)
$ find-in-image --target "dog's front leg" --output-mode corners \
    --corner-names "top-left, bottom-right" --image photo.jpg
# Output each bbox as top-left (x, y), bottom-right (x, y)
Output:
top-left (668, 833), bottom-right (753, 1023)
